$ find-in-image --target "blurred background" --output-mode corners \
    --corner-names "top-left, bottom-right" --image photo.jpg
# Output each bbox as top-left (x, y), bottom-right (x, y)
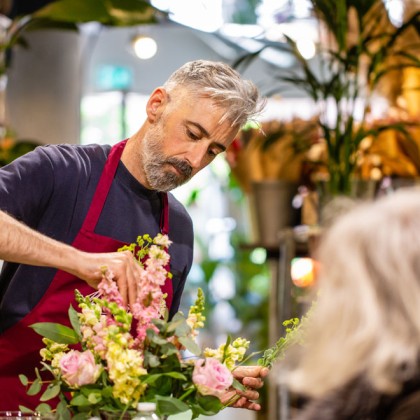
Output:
top-left (1, 1), bottom-right (419, 418)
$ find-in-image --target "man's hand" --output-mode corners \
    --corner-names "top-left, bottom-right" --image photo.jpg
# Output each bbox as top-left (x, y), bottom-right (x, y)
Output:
top-left (221, 365), bottom-right (270, 411)
top-left (72, 249), bottom-right (142, 307)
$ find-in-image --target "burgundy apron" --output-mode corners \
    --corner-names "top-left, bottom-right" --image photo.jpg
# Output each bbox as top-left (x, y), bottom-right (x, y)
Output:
top-left (0, 140), bottom-right (173, 409)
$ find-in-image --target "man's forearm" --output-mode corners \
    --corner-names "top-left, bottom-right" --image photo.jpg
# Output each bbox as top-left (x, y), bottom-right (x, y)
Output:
top-left (0, 210), bottom-right (80, 270)
top-left (0, 210), bottom-right (143, 306)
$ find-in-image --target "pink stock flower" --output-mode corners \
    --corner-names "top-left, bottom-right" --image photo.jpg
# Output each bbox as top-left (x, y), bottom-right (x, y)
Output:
top-left (192, 358), bottom-right (233, 399)
top-left (59, 350), bottom-right (101, 387)
top-left (98, 269), bottom-right (124, 307)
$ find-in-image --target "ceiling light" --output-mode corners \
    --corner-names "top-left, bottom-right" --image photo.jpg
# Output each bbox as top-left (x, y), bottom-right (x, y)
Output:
top-left (132, 35), bottom-right (158, 60)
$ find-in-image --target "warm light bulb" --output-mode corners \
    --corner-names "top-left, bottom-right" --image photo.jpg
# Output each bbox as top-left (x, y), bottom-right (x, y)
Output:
top-left (132, 36), bottom-right (158, 60)
top-left (291, 257), bottom-right (317, 288)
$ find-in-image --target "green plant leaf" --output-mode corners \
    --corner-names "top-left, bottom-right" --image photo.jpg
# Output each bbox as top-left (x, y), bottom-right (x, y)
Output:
top-left (27, 378), bottom-right (42, 396)
top-left (106, 0), bottom-right (160, 26)
top-left (32, 0), bottom-right (160, 27)
top-left (34, 403), bottom-right (52, 414)
top-left (144, 352), bottom-right (160, 368)
top-left (231, 378), bottom-right (247, 392)
top-left (18, 406), bottom-right (33, 413)
top-left (33, 0), bottom-right (110, 23)
top-left (177, 337), bottom-right (201, 356)
top-left (30, 322), bottom-right (79, 344)
top-left (70, 393), bottom-right (90, 406)
top-left (19, 374), bottom-right (28, 386)
top-left (56, 401), bottom-right (72, 420)
top-left (155, 395), bottom-right (190, 415)
top-left (196, 394), bottom-right (224, 415)
top-left (68, 305), bottom-right (81, 339)
top-left (40, 383), bottom-right (61, 401)
top-left (142, 371), bottom-right (187, 385)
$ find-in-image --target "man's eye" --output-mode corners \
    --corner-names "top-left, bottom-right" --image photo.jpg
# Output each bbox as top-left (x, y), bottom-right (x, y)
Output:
top-left (187, 129), bottom-right (199, 140)
top-left (208, 149), bottom-right (219, 157)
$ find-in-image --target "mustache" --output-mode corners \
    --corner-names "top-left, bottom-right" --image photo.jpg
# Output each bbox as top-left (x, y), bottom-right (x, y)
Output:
top-left (166, 158), bottom-right (192, 179)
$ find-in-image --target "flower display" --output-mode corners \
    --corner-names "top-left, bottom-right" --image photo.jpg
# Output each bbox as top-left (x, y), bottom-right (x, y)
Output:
top-left (18, 234), bottom-right (260, 419)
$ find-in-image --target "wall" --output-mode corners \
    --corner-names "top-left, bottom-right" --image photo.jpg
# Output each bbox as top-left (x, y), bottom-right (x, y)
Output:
top-left (6, 29), bottom-right (82, 145)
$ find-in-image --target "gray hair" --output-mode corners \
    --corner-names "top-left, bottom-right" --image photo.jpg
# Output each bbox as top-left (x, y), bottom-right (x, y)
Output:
top-left (282, 187), bottom-right (420, 398)
top-left (163, 60), bottom-right (265, 128)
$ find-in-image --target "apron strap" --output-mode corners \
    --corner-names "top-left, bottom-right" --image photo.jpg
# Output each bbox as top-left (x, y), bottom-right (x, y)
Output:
top-left (160, 192), bottom-right (169, 235)
top-left (82, 140), bottom-right (127, 231)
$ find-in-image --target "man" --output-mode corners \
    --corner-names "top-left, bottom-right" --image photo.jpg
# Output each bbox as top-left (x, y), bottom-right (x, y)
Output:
top-left (0, 60), bottom-right (268, 409)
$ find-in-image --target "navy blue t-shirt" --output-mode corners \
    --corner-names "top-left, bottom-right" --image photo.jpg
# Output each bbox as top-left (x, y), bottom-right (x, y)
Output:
top-left (0, 143), bottom-right (194, 332)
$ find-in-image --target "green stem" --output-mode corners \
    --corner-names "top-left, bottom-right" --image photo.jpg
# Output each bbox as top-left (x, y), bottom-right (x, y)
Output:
top-left (179, 387), bottom-right (195, 401)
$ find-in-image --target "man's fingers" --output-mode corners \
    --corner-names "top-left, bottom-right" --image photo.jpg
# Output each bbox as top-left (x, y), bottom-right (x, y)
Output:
top-left (116, 275), bottom-right (128, 306)
top-left (231, 397), bottom-right (262, 411)
top-left (242, 377), bottom-right (264, 389)
top-left (238, 389), bottom-right (260, 400)
top-left (126, 255), bottom-right (138, 308)
top-left (233, 365), bottom-right (269, 379)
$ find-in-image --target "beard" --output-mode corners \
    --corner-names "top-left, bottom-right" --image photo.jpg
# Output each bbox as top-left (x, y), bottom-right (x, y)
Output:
top-left (141, 124), bottom-right (193, 192)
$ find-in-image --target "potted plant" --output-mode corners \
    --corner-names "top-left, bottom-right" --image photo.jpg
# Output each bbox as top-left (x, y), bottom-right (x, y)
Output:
top-left (235, 0), bottom-right (420, 200)
top-left (226, 117), bottom-right (321, 244)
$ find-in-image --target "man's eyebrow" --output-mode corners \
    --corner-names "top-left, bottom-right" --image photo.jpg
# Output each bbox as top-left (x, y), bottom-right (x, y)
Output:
top-left (187, 121), bottom-right (226, 152)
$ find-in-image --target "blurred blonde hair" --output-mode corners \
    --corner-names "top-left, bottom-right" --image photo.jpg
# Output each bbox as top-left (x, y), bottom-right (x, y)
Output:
top-left (284, 187), bottom-right (420, 398)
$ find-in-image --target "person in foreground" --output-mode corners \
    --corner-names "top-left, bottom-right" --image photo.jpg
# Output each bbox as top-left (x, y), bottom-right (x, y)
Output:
top-left (0, 59), bottom-right (268, 410)
top-left (281, 187), bottom-right (420, 419)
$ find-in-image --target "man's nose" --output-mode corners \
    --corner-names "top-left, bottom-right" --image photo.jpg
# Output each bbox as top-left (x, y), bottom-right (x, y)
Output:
top-left (185, 143), bottom-right (208, 169)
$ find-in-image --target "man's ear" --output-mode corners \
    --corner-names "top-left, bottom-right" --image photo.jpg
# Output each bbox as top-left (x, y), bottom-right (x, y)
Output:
top-left (146, 87), bottom-right (168, 122)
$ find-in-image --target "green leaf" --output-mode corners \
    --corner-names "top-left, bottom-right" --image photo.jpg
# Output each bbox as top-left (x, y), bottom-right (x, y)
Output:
top-left (34, 403), bottom-right (52, 414)
top-left (141, 371), bottom-right (187, 385)
top-left (174, 319), bottom-right (192, 338)
top-left (32, 0), bottom-right (160, 27)
top-left (19, 374), bottom-right (28, 386)
top-left (221, 335), bottom-right (232, 363)
top-left (18, 406), bottom-right (33, 413)
top-left (106, 0), bottom-right (160, 26)
top-left (27, 378), bottom-right (42, 396)
top-left (177, 337), bottom-right (201, 356)
top-left (56, 401), bottom-right (72, 420)
top-left (68, 305), bottom-right (81, 339)
top-left (144, 352), bottom-right (160, 368)
top-left (196, 394), bottom-right (224, 416)
top-left (87, 391), bottom-right (102, 404)
top-left (155, 395), bottom-right (190, 416)
top-left (166, 316), bottom-right (187, 333)
top-left (159, 342), bottom-right (179, 357)
top-left (33, 0), bottom-right (110, 23)
top-left (231, 378), bottom-right (246, 392)
top-left (40, 383), bottom-right (61, 401)
top-left (70, 393), bottom-right (90, 406)
top-left (30, 322), bottom-right (79, 344)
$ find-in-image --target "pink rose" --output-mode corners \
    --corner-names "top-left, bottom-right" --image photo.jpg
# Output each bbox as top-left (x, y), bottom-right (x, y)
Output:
top-left (59, 350), bottom-right (101, 387)
top-left (192, 358), bottom-right (233, 398)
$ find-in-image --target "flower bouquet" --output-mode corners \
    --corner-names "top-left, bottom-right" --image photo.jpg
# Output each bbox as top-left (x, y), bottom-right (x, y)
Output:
top-left (18, 234), bottom-right (264, 419)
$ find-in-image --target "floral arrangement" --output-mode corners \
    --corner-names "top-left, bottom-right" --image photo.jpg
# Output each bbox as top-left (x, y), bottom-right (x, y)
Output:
top-left (19, 233), bottom-right (293, 419)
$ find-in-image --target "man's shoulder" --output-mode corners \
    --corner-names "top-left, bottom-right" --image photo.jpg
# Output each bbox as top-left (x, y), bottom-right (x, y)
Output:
top-left (167, 194), bottom-right (193, 226)
top-left (29, 143), bottom-right (112, 174)
top-left (38, 143), bottom-right (111, 163)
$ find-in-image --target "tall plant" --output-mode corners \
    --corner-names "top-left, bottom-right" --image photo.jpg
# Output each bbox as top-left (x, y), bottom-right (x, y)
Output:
top-left (236, 0), bottom-right (420, 196)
